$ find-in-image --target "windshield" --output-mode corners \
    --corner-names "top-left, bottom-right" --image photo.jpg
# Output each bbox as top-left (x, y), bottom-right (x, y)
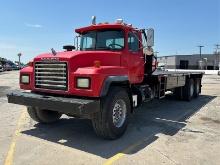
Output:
top-left (80, 30), bottom-right (124, 51)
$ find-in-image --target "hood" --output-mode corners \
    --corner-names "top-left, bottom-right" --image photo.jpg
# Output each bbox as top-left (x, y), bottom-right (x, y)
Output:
top-left (34, 50), bottom-right (122, 72)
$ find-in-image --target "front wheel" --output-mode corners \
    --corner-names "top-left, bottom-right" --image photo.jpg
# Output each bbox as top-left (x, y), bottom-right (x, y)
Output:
top-left (92, 87), bottom-right (131, 139)
top-left (27, 106), bottom-right (62, 123)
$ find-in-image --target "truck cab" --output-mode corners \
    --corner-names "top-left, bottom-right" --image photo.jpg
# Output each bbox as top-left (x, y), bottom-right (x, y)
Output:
top-left (19, 22), bottom-right (148, 97)
top-left (8, 19), bottom-right (203, 139)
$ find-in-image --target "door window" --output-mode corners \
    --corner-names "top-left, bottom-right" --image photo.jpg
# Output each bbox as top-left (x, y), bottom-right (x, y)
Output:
top-left (128, 32), bottom-right (139, 52)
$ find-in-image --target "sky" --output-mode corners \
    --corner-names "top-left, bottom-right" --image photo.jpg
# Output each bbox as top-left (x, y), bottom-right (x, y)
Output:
top-left (0, 0), bottom-right (219, 63)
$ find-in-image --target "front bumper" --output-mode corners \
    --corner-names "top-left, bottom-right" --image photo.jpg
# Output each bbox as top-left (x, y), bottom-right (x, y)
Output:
top-left (7, 91), bottom-right (100, 116)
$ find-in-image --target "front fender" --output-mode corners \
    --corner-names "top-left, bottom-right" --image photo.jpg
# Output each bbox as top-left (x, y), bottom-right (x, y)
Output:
top-left (100, 76), bottom-right (129, 97)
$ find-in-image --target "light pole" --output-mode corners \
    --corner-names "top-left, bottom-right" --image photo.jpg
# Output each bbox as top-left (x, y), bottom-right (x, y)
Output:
top-left (18, 53), bottom-right (22, 69)
top-left (198, 45), bottom-right (204, 59)
top-left (197, 45), bottom-right (204, 69)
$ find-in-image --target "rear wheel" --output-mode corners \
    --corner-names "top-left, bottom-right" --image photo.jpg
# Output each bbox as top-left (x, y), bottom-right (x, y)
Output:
top-left (92, 87), bottom-right (131, 139)
top-left (183, 78), bottom-right (194, 101)
top-left (27, 106), bottom-right (62, 123)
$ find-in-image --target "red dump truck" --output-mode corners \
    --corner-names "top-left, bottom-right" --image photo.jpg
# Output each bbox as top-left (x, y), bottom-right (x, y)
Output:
top-left (7, 18), bottom-right (203, 139)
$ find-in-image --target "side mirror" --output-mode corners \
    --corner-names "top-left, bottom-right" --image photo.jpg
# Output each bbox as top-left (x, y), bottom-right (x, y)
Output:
top-left (147, 28), bottom-right (154, 47)
top-left (63, 45), bottom-right (75, 51)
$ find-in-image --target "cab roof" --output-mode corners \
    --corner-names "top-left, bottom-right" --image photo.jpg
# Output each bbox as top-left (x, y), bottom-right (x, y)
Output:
top-left (75, 23), bottom-right (137, 34)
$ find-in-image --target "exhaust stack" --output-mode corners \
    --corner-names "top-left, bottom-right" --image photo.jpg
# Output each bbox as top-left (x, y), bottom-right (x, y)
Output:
top-left (92, 16), bottom-right (96, 25)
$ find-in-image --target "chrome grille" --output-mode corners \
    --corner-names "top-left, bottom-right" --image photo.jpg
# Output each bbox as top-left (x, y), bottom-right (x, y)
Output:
top-left (35, 62), bottom-right (68, 91)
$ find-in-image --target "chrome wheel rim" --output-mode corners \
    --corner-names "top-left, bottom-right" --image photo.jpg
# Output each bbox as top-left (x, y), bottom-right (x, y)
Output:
top-left (112, 99), bottom-right (126, 128)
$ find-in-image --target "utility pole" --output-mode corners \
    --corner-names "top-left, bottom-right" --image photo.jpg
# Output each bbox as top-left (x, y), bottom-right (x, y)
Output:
top-left (197, 45), bottom-right (204, 69)
top-left (215, 44), bottom-right (220, 70)
top-left (17, 53), bottom-right (22, 69)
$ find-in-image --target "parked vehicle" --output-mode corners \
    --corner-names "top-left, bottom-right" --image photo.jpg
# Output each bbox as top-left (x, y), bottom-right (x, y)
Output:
top-left (11, 64), bottom-right (20, 70)
top-left (7, 18), bottom-right (203, 139)
top-left (0, 64), bottom-right (3, 72)
top-left (4, 63), bottom-right (13, 71)
top-left (3, 61), bottom-right (20, 71)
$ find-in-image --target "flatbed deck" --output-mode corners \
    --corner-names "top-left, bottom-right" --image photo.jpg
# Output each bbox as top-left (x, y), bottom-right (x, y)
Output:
top-left (151, 70), bottom-right (204, 76)
top-left (144, 70), bottom-right (203, 94)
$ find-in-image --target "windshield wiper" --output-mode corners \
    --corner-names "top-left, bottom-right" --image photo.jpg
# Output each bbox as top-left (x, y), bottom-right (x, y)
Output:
top-left (84, 48), bottom-right (95, 50)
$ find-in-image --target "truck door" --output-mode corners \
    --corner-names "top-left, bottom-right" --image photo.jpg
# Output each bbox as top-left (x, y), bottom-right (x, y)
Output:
top-left (127, 31), bottom-right (144, 83)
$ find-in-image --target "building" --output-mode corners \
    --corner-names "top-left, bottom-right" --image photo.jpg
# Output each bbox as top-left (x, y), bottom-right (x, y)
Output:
top-left (157, 53), bottom-right (220, 70)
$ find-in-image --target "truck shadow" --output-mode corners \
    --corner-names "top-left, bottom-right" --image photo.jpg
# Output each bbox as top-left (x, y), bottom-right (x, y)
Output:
top-left (22, 94), bottom-right (215, 159)
top-left (0, 86), bottom-right (11, 97)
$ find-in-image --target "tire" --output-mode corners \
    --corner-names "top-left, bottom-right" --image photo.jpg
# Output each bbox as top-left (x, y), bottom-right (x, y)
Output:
top-left (27, 106), bottom-right (62, 123)
top-left (92, 87), bottom-right (131, 139)
top-left (194, 78), bottom-right (201, 98)
top-left (183, 78), bottom-right (194, 101)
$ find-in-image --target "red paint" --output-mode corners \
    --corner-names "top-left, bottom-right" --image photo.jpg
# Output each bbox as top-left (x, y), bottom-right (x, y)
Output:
top-left (20, 23), bottom-right (145, 97)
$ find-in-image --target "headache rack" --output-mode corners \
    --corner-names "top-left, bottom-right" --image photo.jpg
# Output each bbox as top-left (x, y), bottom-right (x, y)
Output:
top-left (34, 62), bottom-right (68, 91)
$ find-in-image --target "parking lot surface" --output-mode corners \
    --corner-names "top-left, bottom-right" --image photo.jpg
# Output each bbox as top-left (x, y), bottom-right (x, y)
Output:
top-left (0, 71), bottom-right (220, 165)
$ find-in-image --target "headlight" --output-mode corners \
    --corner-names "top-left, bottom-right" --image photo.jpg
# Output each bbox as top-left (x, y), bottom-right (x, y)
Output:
top-left (76, 78), bottom-right (90, 88)
top-left (21, 75), bottom-right (30, 84)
